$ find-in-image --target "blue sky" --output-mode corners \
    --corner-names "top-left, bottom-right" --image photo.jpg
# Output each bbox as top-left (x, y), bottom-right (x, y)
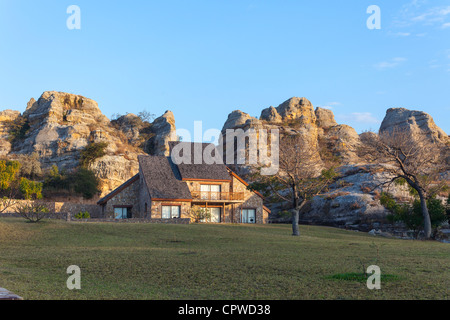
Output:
top-left (0, 0), bottom-right (449, 138)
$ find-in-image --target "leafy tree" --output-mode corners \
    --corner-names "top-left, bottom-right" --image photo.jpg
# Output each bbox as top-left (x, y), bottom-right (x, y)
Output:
top-left (0, 160), bottom-right (21, 190)
top-left (19, 177), bottom-right (43, 200)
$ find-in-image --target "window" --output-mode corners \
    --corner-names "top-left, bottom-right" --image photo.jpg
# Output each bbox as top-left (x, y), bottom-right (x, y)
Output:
top-left (114, 207), bottom-right (131, 219)
top-left (241, 209), bottom-right (256, 224)
top-left (162, 206), bottom-right (180, 219)
top-left (200, 184), bottom-right (221, 200)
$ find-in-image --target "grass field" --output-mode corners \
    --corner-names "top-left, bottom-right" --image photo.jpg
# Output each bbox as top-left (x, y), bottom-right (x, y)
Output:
top-left (0, 218), bottom-right (448, 300)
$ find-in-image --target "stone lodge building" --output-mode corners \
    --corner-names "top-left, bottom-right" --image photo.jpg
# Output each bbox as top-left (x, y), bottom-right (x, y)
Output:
top-left (97, 142), bottom-right (270, 224)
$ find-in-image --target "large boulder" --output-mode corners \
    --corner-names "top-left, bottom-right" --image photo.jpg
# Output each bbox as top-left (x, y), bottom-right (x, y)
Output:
top-left (222, 110), bottom-right (260, 132)
top-left (322, 124), bottom-right (361, 164)
top-left (380, 108), bottom-right (448, 143)
top-left (146, 110), bottom-right (178, 156)
top-left (260, 97), bottom-right (316, 125)
top-left (315, 107), bottom-right (337, 129)
top-left (260, 106), bottom-right (282, 123)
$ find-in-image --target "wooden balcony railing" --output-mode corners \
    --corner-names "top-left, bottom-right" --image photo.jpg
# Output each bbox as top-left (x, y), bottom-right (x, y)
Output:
top-left (191, 191), bottom-right (245, 201)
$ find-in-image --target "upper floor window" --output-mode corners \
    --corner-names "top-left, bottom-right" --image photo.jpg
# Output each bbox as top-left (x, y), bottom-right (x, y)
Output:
top-left (200, 184), bottom-right (221, 200)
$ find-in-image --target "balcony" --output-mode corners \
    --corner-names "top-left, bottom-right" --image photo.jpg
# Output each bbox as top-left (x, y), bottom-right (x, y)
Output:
top-left (191, 191), bottom-right (245, 202)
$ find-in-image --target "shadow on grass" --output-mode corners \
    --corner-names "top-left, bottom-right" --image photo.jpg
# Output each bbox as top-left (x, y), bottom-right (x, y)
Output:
top-left (326, 272), bottom-right (401, 283)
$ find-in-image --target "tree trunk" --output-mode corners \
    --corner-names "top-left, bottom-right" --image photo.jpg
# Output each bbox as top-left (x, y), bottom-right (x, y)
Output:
top-left (291, 200), bottom-right (306, 237)
top-left (418, 190), bottom-right (432, 239)
top-left (292, 209), bottom-right (300, 236)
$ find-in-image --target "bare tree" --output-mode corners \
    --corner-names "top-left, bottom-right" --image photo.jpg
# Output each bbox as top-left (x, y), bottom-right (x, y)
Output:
top-left (15, 201), bottom-right (49, 223)
top-left (249, 134), bottom-right (339, 236)
top-left (359, 129), bottom-right (449, 239)
top-left (0, 191), bottom-right (17, 214)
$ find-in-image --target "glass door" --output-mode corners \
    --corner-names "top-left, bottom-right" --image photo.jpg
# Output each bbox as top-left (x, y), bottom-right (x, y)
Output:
top-left (209, 207), bottom-right (221, 223)
top-left (241, 209), bottom-right (256, 224)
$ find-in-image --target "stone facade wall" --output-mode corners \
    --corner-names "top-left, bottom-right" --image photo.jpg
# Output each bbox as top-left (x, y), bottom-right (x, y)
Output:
top-left (100, 178), bottom-right (141, 218)
top-left (231, 175), bottom-right (268, 224)
top-left (150, 200), bottom-right (192, 219)
top-left (138, 168), bottom-right (152, 218)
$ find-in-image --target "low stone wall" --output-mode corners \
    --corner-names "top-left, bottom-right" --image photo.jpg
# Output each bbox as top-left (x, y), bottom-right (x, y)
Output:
top-left (0, 200), bottom-right (101, 220)
top-left (71, 218), bottom-right (191, 224)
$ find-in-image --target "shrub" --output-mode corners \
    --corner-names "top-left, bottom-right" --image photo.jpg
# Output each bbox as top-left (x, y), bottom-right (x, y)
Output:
top-left (189, 206), bottom-right (211, 223)
top-left (74, 211), bottom-right (90, 219)
top-left (72, 168), bottom-right (100, 199)
top-left (14, 153), bottom-right (42, 179)
top-left (43, 166), bottom-right (100, 200)
top-left (6, 116), bottom-right (30, 144)
top-left (80, 142), bottom-right (108, 168)
top-left (381, 192), bottom-right (448, 238)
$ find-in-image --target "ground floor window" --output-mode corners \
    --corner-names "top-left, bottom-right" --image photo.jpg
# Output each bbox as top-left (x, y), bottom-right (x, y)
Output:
top-left (114, 207), bottom-right (132, 219)
top-left (241, 208), bottom-right (256, 224)
top-left (162, 205), bottom-right (181, 219)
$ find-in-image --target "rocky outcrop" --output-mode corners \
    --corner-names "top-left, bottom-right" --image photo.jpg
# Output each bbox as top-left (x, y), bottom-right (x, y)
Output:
top-left (222, 110), bottom-right (261, 132)
top-left (145, 110), bottom-right (178, 156)
top-left (321, 124), bottom-right (361, 164)
top-left (221, 96), bottom-right (363, 174)
top-left (260, 106), bottom-right (282, 123)
top-left (380, 108), bottom-right (448, 143)
top-left (260, 97), bottom-right (316, 125)
top-left (0, 91), bottom-right (177, 196)
top-left (315, 107), bottom-right (337, 129)
top-left (300, 164), bottom-right (412, 230)
top-left (112, 113), bottom-right (145, 146)
top-left (0, 110), bottom-right (21, 156)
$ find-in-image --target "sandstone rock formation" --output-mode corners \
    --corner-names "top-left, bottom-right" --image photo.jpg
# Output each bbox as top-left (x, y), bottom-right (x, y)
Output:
top-left (222, 110), bottom-right (261, 132)
top-left (221, 96), bottom-right (362, 172)
top-left (0, 110), bottom-right (20, 156)
top-left (260, 97), bottom-right (316, 125)
top-left (380, 108), bottom-right (448, 143)
top-left (146, 110), bottom-right (178, 156)
top-left (0, 91), bottom-right (177, 196)
top-left (221, 97), bottom-right (449, 232)
top-left (315, 107), bottom-right (337, 129)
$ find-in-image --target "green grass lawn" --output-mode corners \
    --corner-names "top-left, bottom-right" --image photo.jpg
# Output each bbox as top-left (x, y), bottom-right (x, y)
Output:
top-left (0, 218), bottom-right (448, 300)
